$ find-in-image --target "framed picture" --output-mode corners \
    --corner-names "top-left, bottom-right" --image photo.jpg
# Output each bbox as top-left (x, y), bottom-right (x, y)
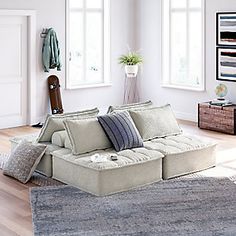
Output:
top-left (217, 12), bottom-right (236, 46)
top-left (217, 47), bottom-right (236, 82)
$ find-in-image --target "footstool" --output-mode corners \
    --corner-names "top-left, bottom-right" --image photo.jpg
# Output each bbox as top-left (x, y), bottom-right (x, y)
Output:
top-left (52, 148), bottom-right (164, 196)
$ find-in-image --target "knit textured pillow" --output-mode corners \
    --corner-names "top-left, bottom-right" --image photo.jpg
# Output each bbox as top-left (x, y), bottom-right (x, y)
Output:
top-left (3, 141), bottom-right (46, 183)
top-left (98, 111), bottom-right (143, 152)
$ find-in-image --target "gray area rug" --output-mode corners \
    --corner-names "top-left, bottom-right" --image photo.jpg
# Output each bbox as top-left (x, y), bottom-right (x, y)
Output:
top-left (0, 154), bottom-right (62, 186)
top-left (30, 177), bottom-right (236, 236)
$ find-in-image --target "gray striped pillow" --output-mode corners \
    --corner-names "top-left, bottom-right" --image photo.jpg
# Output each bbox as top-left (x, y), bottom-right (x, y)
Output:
top-left (98, 111), bottom-right (143, 152)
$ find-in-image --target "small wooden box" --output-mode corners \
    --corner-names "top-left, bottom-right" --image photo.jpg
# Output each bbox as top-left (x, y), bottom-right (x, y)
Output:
top-left (198, 102), bottom-right (236, 135)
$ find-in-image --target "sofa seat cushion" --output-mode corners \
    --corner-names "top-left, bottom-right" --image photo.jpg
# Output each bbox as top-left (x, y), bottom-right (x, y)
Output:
top-left (144, 135), bottom-right (217, 179)
top-left (53, 147), bottom-right (163, 170)
top-left (144, 135), bottom-right (214, 155)
top-left (52, 148), bottom-right (163, 196)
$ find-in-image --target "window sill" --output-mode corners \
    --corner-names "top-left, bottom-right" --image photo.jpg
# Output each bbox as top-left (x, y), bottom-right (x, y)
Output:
top-left (161, 84), bottom-right (205, 92)
top-left (65, 82), bottom-right (112, 90)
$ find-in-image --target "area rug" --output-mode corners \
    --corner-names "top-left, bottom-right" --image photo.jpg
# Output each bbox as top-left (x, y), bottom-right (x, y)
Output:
top-left (0, 154), bottom-right (62, 186)
top-left (30, 177), bottom-right (236, 236)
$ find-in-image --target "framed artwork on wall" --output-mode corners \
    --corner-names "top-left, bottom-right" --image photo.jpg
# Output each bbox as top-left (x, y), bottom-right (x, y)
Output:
top-left (217, 47), bottom-right (236, 82)
top-left (217, 12), bottom-right (236, 46)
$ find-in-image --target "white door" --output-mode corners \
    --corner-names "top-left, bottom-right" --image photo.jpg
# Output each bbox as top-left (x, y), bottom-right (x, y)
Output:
top-left (0, 15), bottom-right (27, 129)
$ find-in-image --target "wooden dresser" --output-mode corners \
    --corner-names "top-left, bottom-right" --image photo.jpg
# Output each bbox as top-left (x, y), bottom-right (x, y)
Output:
top-left (198, 102), bottom-right (236, 135)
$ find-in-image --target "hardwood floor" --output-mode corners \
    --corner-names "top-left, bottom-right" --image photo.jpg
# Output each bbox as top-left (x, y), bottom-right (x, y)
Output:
top-left (0, 123), bottom-right (236, 235)
top-left (0, 126), bottom-right (38, 236)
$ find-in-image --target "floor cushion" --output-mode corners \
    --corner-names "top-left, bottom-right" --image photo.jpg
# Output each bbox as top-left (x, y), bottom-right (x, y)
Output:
top-left (144, 135), bottom-right (217, 179)
top-left (52, 147), bottom-right (163, 196)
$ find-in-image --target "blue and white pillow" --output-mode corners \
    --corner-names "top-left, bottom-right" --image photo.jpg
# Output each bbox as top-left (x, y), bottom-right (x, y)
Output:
top-left (98, 111), bottom-right (143, 152)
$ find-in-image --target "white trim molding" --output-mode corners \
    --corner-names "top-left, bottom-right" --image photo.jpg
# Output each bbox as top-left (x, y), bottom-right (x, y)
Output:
top-left (174, 110), bottom-right (197, 122)
top-left (0, 10), bottom-right (37, 125)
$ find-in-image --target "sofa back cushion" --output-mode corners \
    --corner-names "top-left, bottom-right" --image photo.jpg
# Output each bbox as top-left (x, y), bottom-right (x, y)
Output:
top-left (107, 100), bottom-right (153, 113)
top-left (37, 108), bottom-right (99, 143)
top-left (129, 104), bottom-right (182, 141)
top-left (98, 111), bottom-right (143, 152)
top-left (64, 118), bottom-right (112, 155)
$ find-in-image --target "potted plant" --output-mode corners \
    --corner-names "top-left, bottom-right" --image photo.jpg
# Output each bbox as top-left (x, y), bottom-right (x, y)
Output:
top-left (118, 52), bottom-right (143, 77)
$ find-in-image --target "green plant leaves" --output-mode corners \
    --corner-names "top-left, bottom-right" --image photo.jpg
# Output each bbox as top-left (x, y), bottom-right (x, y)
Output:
top-left (118, 52), bottom-right (143, 66)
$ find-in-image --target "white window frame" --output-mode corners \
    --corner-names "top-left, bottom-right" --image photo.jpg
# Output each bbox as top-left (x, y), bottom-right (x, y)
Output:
top-left (161, 0), bottom-right (205, 91)
top-left (66, 0), bottom-right (111, 89)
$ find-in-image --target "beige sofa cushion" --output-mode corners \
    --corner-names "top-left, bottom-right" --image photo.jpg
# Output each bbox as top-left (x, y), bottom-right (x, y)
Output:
top-left (107, 100), bottom-right (153, 113)
top-left (37, 108), bottom-right (99, 142)
top-left (52, 147), bottom-right (163, 196)
top-left (130, 104), bottom-right (182, 141)
top-left (144, 134), bottom-right (217, 179)
top-left (65, 135), bottom-right (72, 150)
top-left (64, 118), bottom-right (112, 155)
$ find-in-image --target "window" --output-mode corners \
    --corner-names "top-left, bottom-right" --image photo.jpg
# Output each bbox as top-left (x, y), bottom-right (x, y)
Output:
top-left (66, 0), bottom-right (110, 89)
top-left (162, 0), bottom-right (205, 90)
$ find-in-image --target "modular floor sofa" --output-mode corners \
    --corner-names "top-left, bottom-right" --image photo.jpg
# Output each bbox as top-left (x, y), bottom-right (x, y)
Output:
top-left (10, 101), bottom-right (216, 196)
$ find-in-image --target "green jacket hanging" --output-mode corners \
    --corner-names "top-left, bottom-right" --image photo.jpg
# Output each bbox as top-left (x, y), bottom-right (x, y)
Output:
top-left (42, 28), bottom-right (61, 72)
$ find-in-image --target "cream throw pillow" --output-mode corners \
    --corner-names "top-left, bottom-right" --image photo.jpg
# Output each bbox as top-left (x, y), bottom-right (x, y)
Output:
top-left (64, 118), bottom-right (112, 155)
top-left (129, 104), bottom-right (182, 141)
top-left (37, 108), bottom-right (99, 142)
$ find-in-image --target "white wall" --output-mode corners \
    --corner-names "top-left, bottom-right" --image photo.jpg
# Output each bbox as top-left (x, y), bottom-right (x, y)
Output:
top-left (0, 0), bottom-right (135, 122)
top-left (136, 0), bottom-right (236, 121)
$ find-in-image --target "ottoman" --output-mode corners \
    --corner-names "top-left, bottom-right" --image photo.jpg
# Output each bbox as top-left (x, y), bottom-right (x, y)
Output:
top-left (52, 147), bottom-right (164, 196)
top-left (144, 134), bottom-right (217, 179)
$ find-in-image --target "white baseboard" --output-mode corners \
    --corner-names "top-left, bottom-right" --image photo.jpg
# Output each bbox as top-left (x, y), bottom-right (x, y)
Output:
top-left (174, 110), bottom-right (197, 122)
top-left (29, 115), bottom-right (46, 126)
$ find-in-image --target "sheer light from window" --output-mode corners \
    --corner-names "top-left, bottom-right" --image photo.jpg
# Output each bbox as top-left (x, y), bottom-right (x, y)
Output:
top-left (162, 0), bottom-right (205, 90)
top-left (66, 0), bottom-right (110, 89)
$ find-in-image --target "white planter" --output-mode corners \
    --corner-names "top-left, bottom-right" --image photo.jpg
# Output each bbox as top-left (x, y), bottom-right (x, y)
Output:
top-left (125, 65), bottom-right (139, 77)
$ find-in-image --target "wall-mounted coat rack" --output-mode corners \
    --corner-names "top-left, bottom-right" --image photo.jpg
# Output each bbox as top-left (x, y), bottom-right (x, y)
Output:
top-left (40, 28), bottom-right (49, 38)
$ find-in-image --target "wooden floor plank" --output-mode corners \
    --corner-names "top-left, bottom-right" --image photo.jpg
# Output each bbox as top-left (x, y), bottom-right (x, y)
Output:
top-left (0, 123), bottom-right (236, 235)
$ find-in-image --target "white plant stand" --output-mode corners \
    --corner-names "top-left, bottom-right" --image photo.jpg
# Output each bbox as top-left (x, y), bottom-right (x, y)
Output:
top-left (123, 74), bottom-right (140, 104)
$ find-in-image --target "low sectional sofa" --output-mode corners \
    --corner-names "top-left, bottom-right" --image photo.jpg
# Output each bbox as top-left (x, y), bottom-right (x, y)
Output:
top-left (10, 101), bottom-right (216, 196)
